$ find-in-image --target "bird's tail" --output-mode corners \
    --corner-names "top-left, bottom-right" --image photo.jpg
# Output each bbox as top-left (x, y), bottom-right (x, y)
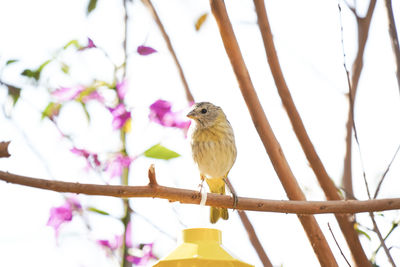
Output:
top-left (206, 177), bottom-right (228, 224)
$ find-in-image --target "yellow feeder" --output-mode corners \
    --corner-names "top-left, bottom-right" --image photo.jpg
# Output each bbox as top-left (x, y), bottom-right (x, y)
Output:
top-left (153, 228), bottom-right (254, 267)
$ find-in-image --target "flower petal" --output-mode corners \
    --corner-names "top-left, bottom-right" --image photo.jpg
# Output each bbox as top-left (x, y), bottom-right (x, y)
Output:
top-left (137, 45), bottom-right (157, 56)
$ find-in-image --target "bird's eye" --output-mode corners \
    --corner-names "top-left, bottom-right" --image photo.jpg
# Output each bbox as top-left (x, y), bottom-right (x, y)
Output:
top-left (201, 108), bottom-right (207, 114)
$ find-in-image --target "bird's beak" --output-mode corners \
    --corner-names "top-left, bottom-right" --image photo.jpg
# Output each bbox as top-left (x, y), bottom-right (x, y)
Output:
top-left (186, 110), bottom-right (196, 119)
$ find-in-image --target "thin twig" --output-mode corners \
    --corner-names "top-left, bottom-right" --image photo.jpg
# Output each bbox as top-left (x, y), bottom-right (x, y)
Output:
top-left (225, 178), bottom-right (272, 267)
top-left (384, 0), bottom-right (400, 93)
top-left (237, 211), bottom-right (273, 267)
top-left (1, 170), bottom-right (400, 214)
top-left (341, 0), bottom-right (377, 199)
top-left (369, 212), bottom-right (397, 267)
top-left (374, 144), bottom-right (400, 199)
top-left (374, 221), bottom-right (399, 255)
top-left (328, 223), bottom-right (352, 267)
top-left (339, 2), bottom-right (372, 200)
top-left (141, 0), bottom-right (194, 103)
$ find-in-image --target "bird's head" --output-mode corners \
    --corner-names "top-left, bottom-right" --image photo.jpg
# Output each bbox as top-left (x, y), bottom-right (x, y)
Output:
top-left (186, 102), bottom-right (224, 128)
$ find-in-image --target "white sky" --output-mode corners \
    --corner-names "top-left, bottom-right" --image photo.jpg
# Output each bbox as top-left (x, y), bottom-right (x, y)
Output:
top-left (0, 0), bottom-right (399, 266)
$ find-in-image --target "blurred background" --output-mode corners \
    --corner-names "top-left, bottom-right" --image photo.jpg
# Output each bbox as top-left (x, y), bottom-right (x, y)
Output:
top-left (0, 0), bottom-right (399, 266)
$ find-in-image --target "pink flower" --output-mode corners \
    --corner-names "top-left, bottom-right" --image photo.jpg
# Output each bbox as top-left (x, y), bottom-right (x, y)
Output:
top-left (47, 197), bottom-right (81, 237)
top-left (82, 90), bottom-right (105, 103)
top-left (108, 104), bottom-right (131, 130)
top-left (70, 147), bottom-right (101, 169)
top-left (116, 80), bottom-right (128, 100)
top-left (52, 86), bottom-right (84, 101)
top-left (137, 45), bottom-right (157, 56)
top-left (52, 86), bottom-right (104, 104)
top-left (105, 153), bottom-right (133, 178)
top-left (79, 37), bottom-right (97, 51)
top-left (97, 235), bottom-right (123, 252)
top-left (149, 99), bottom-right (191, 132)
top-left (126, 243), bottom-right (157, 265)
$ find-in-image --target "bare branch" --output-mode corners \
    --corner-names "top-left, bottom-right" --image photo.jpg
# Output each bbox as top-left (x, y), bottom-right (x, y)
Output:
top-left (342, 0), bottom-right (377, 197)
top-left (210, 0), bottom-right (338, 265)
top-left (384, 0), bottom-right (400, 93)
top-left (237, 210), bottom-right (273, 267)
top-left (0, 141), bottom-right (11, 158)
top-left (1, 170), bottom-right (400, 214)
top-left (369, 212), bottom-right (397, 267)
top-left (255, 1), bottom-right (370, 264)
top-left (141, 0), bottom-right (194, 103)
top-left (148, 164), bottom-right (158, 185)
top-left (374, 144), bottom-right (400, 199)
top-left (328, 223), bottom-right (351, 267)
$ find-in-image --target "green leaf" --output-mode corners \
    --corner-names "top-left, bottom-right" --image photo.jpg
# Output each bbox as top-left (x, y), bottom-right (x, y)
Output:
top-left (6, 59), bottom-right (18, 65)
top-left (87, 206), bottom-right (109, 216)
top-left (80, 102), bottom-right (91, 122)
top-left (42, 102), bottom-right (61, 120)
top-left (7, 85), bottom-right (21, 106)
top-left (21, 59), bottom-right (51, 81)
top-left (354, 224), bottom-right (371, 240)
top-left (63, 39), bottom-right (80, 50)
top-left (61, 63), bottom-right (70, 74)
top-left (87, 0), bottom-right (98, 14)
top-left (144, 144), bottom-right (180, 160)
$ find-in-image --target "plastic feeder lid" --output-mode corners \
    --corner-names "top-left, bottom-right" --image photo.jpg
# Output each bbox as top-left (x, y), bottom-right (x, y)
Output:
top-left (153, 228), bottom-right (254, 267)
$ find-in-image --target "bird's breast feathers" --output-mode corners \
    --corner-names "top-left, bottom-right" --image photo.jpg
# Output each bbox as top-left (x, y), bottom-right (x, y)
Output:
top-left (190, 123), bottom-right (236, 178)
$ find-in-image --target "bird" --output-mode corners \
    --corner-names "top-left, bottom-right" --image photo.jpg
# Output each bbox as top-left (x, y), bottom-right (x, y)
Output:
top-left (187, 102), bottom-right (237, 223)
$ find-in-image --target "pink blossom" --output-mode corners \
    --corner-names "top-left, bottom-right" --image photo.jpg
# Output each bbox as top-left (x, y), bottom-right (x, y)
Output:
top-left (106, 153), bottom-right (133, 178)
top-left (137, 45), bottom-right (157, 56)
top-left (97, 235), bottom-right (123, 252)
top-left (149, 99), bottom-right (191, 132)
top-left (82, 90), bottom-right (105, 103)
top-left (108, 104), bottom-right (131, 130)
top-left (52, 86), bottom-right (84, 101)
top-left (79, 37), bottom-right (97, 51)
top-left (116, 80), bottom-right (127, 100)
top-left (70, 147), bottom-right (101, 168)
top-left (126, 243), bottom-right (157, 265)
top-left (52, 86), bottom-right (104, 104)
top-left (47, 197), bottom-right (81, 237)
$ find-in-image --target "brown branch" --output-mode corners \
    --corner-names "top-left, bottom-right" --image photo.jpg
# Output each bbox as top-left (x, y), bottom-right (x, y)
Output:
top-left (369, 212), bottom-right (397, 267)
top-left (225, 178), bottom-right (272, 267)
top-left (0, 141), bottom-right (11, 158)
top-left (1, 170), bottom-right (400, 214)
top-left (384, 0), bottom-right (400, 92)
top-left (237, 211), bottom-right (273, 267)
top-left (342, 0), bottom-right (377, 200)
top-left (254, 1), bottom-right (370, 266)
top-left (374, 144), bottom-right (400, 199)
top-left (210, 1), bottom-right (338, 265)
top-left (141, 0), bottom-right (194, 103)
top-left (328, 223), bottom-right (351, 267)
top-left (148, 164), bottom-right (157, 185)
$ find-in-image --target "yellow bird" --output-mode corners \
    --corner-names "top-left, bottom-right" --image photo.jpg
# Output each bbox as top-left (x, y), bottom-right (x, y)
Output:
top-left (187, 102), bottom-right (237, 223)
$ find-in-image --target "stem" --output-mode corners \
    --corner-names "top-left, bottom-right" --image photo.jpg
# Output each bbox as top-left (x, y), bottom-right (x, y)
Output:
top-left (121, 1), bottom-right (131, 266)
top-left (369, 212), bottom-right (397, 267)
top-left (141, 0), bottom-right (194, 103)
top-left (384, 0), bottom-right (400, 93)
